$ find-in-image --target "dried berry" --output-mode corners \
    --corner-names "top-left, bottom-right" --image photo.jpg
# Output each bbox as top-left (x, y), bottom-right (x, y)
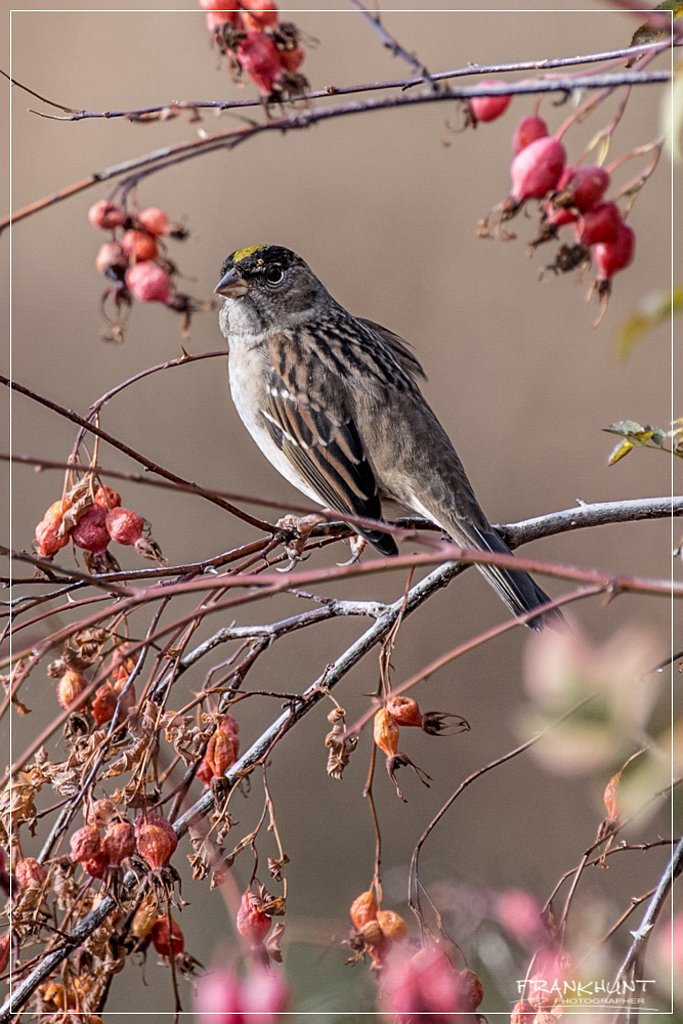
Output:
top-left (57, 668), bottom-right (87, 710)
top-left (458, 967), bottom-right (484, 1010)
top-left (121, 229), bottom-right (159, 262)
top-left (88, 199), bottom-right (125, 230)
top-left (85, 799), bottom-right (117, 828)
top-left (237, 32), bottom-right (283, 95)
top-left (151, 915), bottom-right (185, 957)
top-left (236, 890), bottom-right (271, 947)
top-left (15, 857), bottom-right (47, 890)
top-left (469, 81), bottom-right (511, 123)
top-left (94, 485), bottom-right (122, 510)
top-left (69, 825), bottom-right (103, 863)
top-left (577, 200), bottom-right (622, 246)
top-left (386, 695), bottom-right (423, 728)
top-left (71, 507), bottom-right (110, 555)
top-left (593, 222), bottom-right (635, 281)
top-left (510, 136), bottom-right (566, 202)
top-left (0, 933), bottom-right (9, 974)
top-left (349, 890), bottom-right (377, 929)
top-left (35, 499), bottom-right (71, 558)
top-left (91, 683), bottom-right (118, 726)
top-left (131, 892), bottom-right (159, 940)
top-left (240, 0), bottom-right (279, 31)
top-left (105, 507), bottom-right (146, 546)
top-left (513, 115), bottom-right (548, 154)
top-left (204, 715), bottom-right (240, 778)
top-left (134, 814), bottom-right (178, 869)
top-left (376, 909), bottom-right (408, 941)
top-left (373, 708), bottom-right (399, 757)
top-left (102, 821), bottom-right (136, 866)
top-left (278, 42), bottom-right (305, 73)
top-left (138, 207), bottom-right (169, 236)
top-left (125, 262), bottom-right (172, 304)
top-left (82, 851), bottom-right (108, 879)
top-left (95, 242), bottom-right (128, 278)
top-left (510, 1000), bottom-right (536, 1024)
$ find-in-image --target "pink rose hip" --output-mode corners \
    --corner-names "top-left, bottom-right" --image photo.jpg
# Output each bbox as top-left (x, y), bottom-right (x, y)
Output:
top-left (125, 262), bottom-right (172, 303)
top-left (88, 199), bottom-right (125, 230)
top-left (138, 207), bottom-right (169, 236)
top-left (470, 81), bottom-right (512, 123)
top-left (510, 136), bottom-right (566, 201)
top-left (512, 115), bottom-right (548, 154)
top-left (106, 507), bottom-right (146, 546)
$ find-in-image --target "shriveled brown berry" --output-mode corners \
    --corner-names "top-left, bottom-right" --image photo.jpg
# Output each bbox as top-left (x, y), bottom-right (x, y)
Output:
top-left (151, 915), bottom-right (185, 957)
top-left (134, 814), bottom-right (178, 869)
top-left (102, 821), bottom-right (135, 866)
top-left (377, 909), bottom-right (408, 941)
top-left (386, 695), bottom-right (423, 728)
top-left (236, 890), bottom-right (271, 947)
top-left (15, 857), bottom-right (47, 890)
top-left (204, 715), bottom-right (240, 778)
top-left (349, 889), bottom-right (377, 929)
top-left (0, 933), bottom-right (9, 974)
top-left (131, 892), bottom-right (159, 940)
top-left (57, 668), bottom-right (87, 710)
top-left (373, 708), bottom-right (399, 757)
top-left (69, 825), bottom-right (102, 863)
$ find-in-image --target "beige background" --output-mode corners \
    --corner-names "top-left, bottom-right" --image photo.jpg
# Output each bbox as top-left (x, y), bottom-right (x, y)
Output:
top-left (3, 2), bottom-right (678, 1018)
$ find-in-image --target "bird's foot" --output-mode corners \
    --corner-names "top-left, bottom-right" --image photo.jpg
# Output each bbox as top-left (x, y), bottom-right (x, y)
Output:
top-left (336, 534), bottom-right (366, 567)
top-left (276, 512), bottom-right (326, 571)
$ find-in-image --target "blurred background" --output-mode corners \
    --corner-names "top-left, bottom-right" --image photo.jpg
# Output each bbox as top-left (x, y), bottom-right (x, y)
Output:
top-left (3, 1), bottom-right (679, 1018)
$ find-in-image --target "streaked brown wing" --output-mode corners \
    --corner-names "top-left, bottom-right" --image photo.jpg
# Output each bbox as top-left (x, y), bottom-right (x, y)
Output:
top-left (261, 341), bottom-right (397, 555)
top-left (356, 317), bottom-right (426, 382)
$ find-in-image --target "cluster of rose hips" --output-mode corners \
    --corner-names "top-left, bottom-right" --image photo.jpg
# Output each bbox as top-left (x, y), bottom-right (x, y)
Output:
top-left (194, 963), bottom-right (289, 1020)
top-left (88, 199), bottom-right (206, 341)
top-left (34, 481), bottom-right (163, 572)
top-left (348, 888), bottom-right (409, 968)
top-left (199, 0), bottom-right (307, 99)
top-left (381, 942), bottom-right (485, 1018)
top-left (469, 84), bottom-right (636, 318)
top-left (373, 695), bottom-right (469, 800)
top-left (49, 642), bottom-right (136, 725)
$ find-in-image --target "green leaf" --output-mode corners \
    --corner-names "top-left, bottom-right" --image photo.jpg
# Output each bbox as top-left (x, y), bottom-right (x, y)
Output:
top-left (615, 282), bottom-right (683, 361)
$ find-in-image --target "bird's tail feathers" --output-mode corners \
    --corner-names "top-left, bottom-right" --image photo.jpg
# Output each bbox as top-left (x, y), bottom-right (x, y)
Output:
top-left (469, 526), bottom-right (563, 631)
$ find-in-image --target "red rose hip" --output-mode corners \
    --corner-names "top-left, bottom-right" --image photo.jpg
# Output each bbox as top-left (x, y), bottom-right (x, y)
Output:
top-left (470, 81), bottom-right (512, 123)
top-left (510, 136), bottom-right (566, 201)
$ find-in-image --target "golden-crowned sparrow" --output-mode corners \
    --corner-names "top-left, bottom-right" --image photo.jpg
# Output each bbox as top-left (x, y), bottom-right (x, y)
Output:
top-left (215, 244), bottom-right (557, 629)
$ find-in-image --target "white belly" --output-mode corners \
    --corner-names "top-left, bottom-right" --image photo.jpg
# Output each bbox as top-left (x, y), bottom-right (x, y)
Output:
top-left (228, 343), bottom-right (323, 507)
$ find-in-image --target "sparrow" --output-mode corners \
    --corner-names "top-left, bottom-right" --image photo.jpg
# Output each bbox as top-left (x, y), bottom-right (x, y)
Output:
top-left (215, 244), bottom-right (558, 629)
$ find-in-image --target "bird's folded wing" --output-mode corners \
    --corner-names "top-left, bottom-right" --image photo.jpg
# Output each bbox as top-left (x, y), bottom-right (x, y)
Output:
top-left (261, 382), bottom-right (398, 555)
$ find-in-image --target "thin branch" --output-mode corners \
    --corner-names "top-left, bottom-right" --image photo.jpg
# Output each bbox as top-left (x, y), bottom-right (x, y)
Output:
top-left (615, 834), bottom-right (683, 982)
top-left (1, 68), bottom-right (669, 233)
top-left (2, 40), bottom-right (672, 123)
top-left (346, 0), bottom-right (438, 89)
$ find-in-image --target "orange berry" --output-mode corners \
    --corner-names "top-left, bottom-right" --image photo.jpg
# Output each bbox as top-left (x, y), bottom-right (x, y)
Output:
top-left (386, 695), bottom-right (423, 728)
top-left (57, 668), bottom-right (87, 710)
top-left (373, 708), bottom-right (399, 757)
top-left (102, 821), bottom-right (135, 866)
top-left (35, 499), bottom-right (71, 558)
top-left (377, 909), bottom-right (408, 941)
top-left (138, 207), bottom-right (169, 236)
top-left (349, 890), bottom-right (377, 929)
top-left (121, 229), bottom-right (158, 262)
top-left (94, 485), bottom-right (121, 510)
top-left (134, 814), bottom-right (178, 869)
top-left (204, 715), bottom-right (240, 777)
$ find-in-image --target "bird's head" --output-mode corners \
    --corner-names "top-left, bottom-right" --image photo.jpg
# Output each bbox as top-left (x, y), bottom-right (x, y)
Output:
top-left (215, 244), bottom-right (331, 333)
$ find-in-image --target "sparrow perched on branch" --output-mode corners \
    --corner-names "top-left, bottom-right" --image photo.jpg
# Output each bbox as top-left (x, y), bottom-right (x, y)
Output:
top-left (215, 244), bottom-right (558, 629)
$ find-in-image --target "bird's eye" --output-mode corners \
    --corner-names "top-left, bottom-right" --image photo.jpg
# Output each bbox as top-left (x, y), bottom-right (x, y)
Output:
top-left (264, 264), bottom-right (285, 287)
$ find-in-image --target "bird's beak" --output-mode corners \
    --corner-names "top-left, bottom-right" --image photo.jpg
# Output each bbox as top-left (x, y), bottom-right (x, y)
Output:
top-left (214, 267), bottom-right (250, 298)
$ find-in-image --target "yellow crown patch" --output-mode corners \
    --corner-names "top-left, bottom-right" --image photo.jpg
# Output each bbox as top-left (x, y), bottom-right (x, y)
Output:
top-left (232, 244), bottom-right (268, 264)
